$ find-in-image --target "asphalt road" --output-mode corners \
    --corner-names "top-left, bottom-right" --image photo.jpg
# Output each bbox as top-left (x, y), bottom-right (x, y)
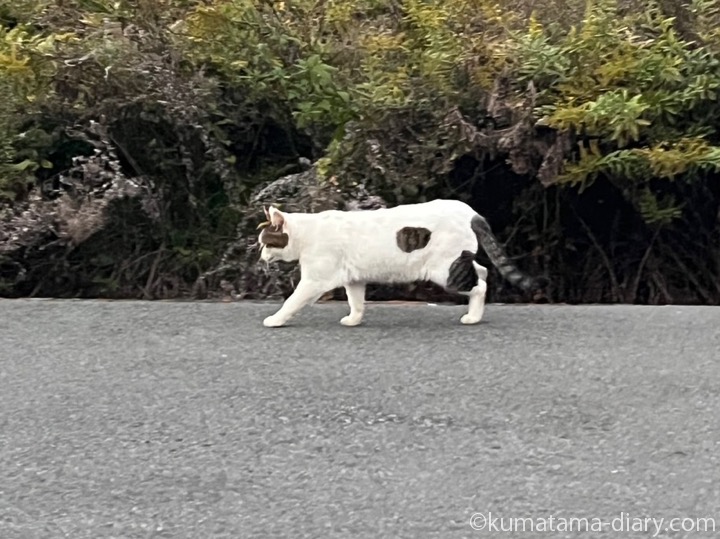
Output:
top-left (1, 299), bottom-right (719, 539)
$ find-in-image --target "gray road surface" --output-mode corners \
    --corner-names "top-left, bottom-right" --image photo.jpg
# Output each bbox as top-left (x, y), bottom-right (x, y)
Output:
top-left (1, 300), bottom-right (719, 539)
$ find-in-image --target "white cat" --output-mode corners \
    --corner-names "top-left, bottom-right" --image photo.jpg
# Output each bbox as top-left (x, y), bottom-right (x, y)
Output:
top-left (257, 199), bottom-right (540, 327)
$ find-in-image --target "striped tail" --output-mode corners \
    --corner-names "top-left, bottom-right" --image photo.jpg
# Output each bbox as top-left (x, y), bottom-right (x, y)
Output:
top-left (471, 214), bottom-right (536, 290)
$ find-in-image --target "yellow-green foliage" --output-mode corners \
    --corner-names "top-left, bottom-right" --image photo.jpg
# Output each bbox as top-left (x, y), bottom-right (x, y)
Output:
top-left (561, 138), bottom-right (720, 184)
top-left (181, 0), bottom-right (355, 129)
top-left (0, 20), bottom-right (64, 198)
top-left (532, 0), bottom-right (720, 134)
top-left (0, 23), bottom-right (61, 101)
top-left (181, 0), bottom-right (509, 127)
top-left (2, 0), bottom-right (720, 220)
top-left (512, 0), bottom-right (720, 223)
top-left (400, 0), bottom-right (507, 94)
top-left (691, 0), bottom-right (720, 52)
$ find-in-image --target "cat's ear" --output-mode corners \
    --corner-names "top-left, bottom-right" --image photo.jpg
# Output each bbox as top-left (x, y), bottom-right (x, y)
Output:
top-left (268, 205), bottom-right (285, 228)
top-left (263, 206), bottom-right (271, 221)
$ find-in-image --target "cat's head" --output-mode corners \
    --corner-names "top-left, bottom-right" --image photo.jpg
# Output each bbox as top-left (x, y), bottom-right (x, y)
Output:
top-left (258, 205), bottom-right (298, 263)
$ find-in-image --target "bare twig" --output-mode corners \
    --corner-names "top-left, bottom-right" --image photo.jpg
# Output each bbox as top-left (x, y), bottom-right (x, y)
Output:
top-left (142, 243), bottom-right (165, 299)
top-left (628, 226), bottom-right (661, 302)
top-left (574, 210), bottom-right (621, 302)
top-left (663, 246), bottom-right (714, 303)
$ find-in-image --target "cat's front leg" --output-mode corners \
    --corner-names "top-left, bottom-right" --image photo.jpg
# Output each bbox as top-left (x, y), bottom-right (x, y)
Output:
top-left (341, 282), bottom-right (366, 326)
top-left (263, 279), bottom-right (327, 327)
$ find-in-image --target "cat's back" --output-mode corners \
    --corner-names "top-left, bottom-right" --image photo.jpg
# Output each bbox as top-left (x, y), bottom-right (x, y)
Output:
top-left (305, 200), bottom-right (477, 259)
top-left (317, 199), bottom-right (475, 227)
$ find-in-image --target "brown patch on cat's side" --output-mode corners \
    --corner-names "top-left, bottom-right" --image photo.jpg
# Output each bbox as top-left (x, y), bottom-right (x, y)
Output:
top-left (259, 225), bottom-right (289, 248)
top-left (396, 226), bottom-right (431, 253)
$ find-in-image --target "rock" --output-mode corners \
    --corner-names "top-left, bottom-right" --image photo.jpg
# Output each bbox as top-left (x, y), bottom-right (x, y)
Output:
top-left (194, 161), bottom-right (390, 300)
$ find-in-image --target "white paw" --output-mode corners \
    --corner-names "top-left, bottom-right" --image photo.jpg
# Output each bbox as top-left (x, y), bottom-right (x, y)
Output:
top-left (340, 315), bottom-right (363, 327)
top-left (263, 315), bottom-right (286, 328)
top-left (460, 314), bottom-right (482, 325)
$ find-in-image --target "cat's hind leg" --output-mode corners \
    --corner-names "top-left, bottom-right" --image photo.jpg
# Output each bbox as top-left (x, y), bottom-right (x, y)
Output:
top-left (341, 282), bottom-right (366, 326)
top-left (442, 251), bottom-right (487, 325)
top-left (461, 263), bottom-right (487, 325)
top-left (263, 279), bottom-right (328, 327)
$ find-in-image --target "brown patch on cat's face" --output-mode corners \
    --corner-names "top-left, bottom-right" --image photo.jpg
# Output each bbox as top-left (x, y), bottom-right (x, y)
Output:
top-left (396, 226), bottom-right (432, 253)
top-left (259, 225), bottom-right (288, 249)
top-left (259, 223), bottom-right (290, 263)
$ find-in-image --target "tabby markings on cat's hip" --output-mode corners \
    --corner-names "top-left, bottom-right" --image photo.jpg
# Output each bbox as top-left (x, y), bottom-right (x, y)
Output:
top-left (447, 250), bottom-right (479, 292)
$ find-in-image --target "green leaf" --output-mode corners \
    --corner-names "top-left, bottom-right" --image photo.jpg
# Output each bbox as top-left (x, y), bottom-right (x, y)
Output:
top-left (9, 159), bottom-right (37, 171)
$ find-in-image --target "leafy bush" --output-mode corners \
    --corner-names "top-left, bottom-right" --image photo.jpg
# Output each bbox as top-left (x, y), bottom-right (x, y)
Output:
top-left (0, 0), bottom-right (719, 303)
top-left (521, 0), bottom-right (720, 227)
